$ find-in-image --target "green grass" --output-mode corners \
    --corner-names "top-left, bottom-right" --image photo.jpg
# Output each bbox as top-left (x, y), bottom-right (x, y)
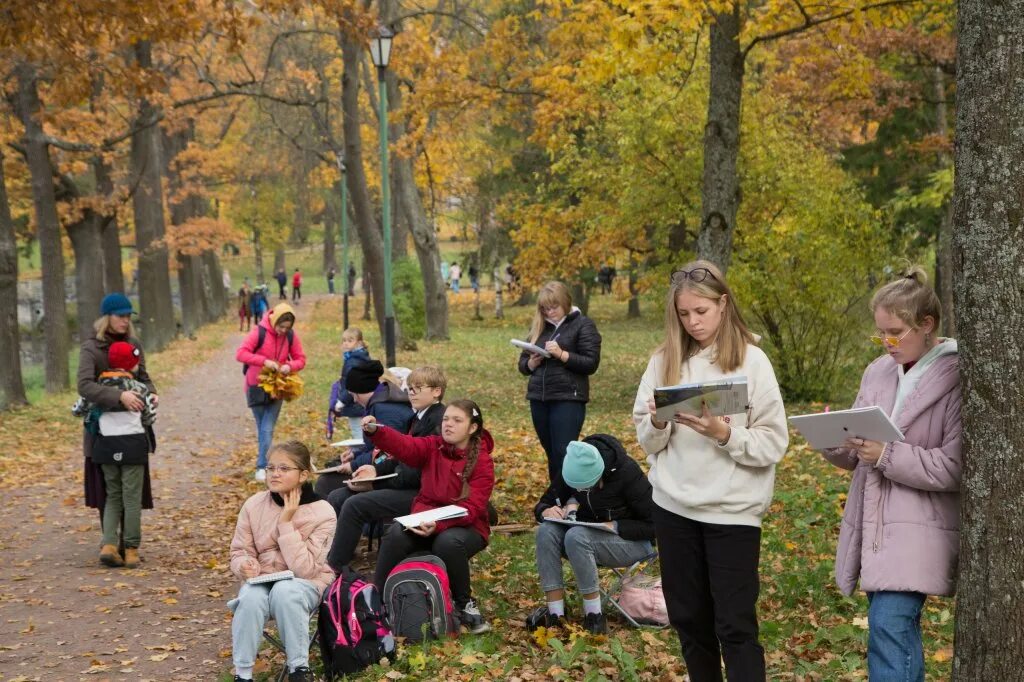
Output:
top-left (224, 291), bottom-right (953, 680)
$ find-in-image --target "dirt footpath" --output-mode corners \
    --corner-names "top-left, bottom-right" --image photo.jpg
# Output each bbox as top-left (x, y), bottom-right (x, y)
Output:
top-left (0, 327), bottom-right (264, 682)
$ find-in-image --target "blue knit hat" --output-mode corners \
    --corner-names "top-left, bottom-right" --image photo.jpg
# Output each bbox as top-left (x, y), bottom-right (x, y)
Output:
top-left (100, 293), bottom-right (133, 316)
top-left (562, 440), bottom-right (605, 490)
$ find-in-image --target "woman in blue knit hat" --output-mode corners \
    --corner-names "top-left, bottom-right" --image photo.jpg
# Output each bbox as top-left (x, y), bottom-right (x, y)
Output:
top-left (527, 435), bottom-right (656, 634)
top-left (76, 293), bottom-right (159, 567)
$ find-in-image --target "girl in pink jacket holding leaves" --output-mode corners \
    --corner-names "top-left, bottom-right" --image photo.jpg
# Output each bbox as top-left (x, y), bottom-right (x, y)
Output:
top-left (821, 267), bottom-right (961, 681)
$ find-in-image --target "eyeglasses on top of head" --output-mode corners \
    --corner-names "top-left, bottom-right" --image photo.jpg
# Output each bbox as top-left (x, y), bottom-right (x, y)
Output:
top-left (670, 267), bottom-right (717, 285)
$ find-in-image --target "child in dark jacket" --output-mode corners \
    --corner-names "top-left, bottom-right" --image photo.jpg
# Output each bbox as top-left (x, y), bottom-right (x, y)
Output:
top-left (527, 435), bottom-right (656, 635)
top-left (325, 327), bottom-right (371, 441)
top-left (362, 399), bottom-right (496, 634)
top-left (325, 366), bottom-right (448, 572)
top-left (89, 341), bottom-right (158, 569)
top-left (314, 360), bottom-right (413, 499)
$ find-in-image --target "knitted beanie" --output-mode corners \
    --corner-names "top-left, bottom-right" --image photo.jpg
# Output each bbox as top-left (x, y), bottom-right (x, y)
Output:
top-left (346, 360), bottom-right (384, 394)
top-left (108, 341), bottom-right (141, 372)
top-left (562, 440), bottom-right (605, 490)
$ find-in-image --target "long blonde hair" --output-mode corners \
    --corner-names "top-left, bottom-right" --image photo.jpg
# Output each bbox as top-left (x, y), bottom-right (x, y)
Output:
top-left (528, 281), bottom-right (573, 343)
top-left (656, 260), bottom-right (756, 384)
top-left (93, 315), bottom-right (137, 342)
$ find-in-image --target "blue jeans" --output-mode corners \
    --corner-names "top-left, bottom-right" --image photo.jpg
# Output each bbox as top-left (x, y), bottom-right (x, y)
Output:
top-left (229, 579), bottom-right (320, 674)
top-left (867, 591), bottom-right (926, 682)
top-left (535, 522), bottom-right (652, 596)
top-left (530, 400), bottom-right (587, 502)
top-left (251, 399), bottom-right (284, 468)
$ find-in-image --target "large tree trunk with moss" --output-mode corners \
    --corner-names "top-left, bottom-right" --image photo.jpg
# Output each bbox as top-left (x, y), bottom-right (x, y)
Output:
top-left (950, 1), bottom-right (1024, 678)
top-left (0, 150), bottom-right (27, 408)
top-left (697, 5), bottom-right (743, 274)
top-left (15, 61), bottom-right (69, 392)
top-left (130, 41), bottom-right (175, 351)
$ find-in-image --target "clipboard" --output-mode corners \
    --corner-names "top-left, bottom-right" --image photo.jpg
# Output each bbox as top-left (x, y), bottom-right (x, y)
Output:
top-left (511, 339), bottom-right (552, 358)
top-left (789, 406), bottom-right (905, 450)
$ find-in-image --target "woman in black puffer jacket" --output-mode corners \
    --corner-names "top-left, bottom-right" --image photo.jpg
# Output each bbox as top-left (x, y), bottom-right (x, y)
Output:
top-left (517, 281), bottom-right (602, 502)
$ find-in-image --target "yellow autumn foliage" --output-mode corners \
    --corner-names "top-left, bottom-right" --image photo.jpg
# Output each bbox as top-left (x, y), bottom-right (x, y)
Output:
top-left (258, 368), bottom-right (304, 401)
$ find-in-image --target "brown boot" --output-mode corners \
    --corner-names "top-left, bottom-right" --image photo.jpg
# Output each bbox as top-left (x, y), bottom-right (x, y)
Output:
top-left (100, 544), bottom-right (124, 567)
top-left (124, 548), bottom-right (140, 568)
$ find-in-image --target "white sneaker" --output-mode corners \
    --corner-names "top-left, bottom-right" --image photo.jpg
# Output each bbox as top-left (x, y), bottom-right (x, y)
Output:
top-left (254, 468), bottom-right (267, 481)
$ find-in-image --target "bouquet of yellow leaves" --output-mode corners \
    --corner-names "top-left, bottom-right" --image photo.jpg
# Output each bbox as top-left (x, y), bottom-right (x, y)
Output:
top-left (258, 368), bottom-right (304, 401)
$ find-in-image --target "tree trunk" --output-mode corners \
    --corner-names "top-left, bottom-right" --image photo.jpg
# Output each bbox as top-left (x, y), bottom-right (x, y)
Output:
top-left (339, 25), bottom-right (387, 338)
top-left (90, 75), bottom-right (124, 296)
top-left (14, 62), bottom-right (69, 392)
top-left (627, 252), bottom-right (641, 319)
top-left (0, 150), bottom-right (27, 408)
top-left (177, 253), bottom-right (202, 335)
top-left (202, 250), bottom-right (227, 317)
top-left (95, 158), bottom-right (125, 294)
top-left (323, 195), bottom-right (338, 273)
top-left (569, 281), bottom-right (589, 317)
top-left (254, 228), bottom-right (265, 283)
top-left (66, 210), bottom-right (106, 343)
top-left (950, 1), bottom-right (1024, 677)
top-left (130, 41), bottom-right (175, 352)
top-left (932, 65), bottom-right (956, 337)
top-left (697, 5), bottom-right (744, 274)
top-left (274, 248), bottom-right (286, 273)
top-left (494, 269), bottom-right (504, 320)
top-left (386, 70), bottom-right (449, 340)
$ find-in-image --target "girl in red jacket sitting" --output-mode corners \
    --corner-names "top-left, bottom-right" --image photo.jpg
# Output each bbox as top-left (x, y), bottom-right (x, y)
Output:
top-left (228, 441), bottom-right (335, 682)
top-left (362, 399), bottom-right (495, 634)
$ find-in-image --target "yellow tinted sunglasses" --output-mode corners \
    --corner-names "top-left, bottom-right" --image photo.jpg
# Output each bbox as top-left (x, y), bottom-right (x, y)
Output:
top-left (869, 328), bottom-right (913, 347)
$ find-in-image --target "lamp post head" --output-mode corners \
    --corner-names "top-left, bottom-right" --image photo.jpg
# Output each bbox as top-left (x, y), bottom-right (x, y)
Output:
top-left (369, 26), bottom-right (394, 69)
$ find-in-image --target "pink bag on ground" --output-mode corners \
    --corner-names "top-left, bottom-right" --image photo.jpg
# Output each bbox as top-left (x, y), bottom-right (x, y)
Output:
top-left (615, 575), bottom-right (669, 626)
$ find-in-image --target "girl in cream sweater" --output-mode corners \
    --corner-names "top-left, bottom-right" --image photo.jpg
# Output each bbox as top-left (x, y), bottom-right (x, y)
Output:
top-left (633, 260), bottom-right (788, 682)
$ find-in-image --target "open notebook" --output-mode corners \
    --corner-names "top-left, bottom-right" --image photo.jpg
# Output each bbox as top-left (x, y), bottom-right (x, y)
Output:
top-left (394, 505), bottom-right (468, 529)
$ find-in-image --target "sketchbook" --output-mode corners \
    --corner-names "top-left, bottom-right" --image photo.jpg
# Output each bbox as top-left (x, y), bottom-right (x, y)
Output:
top-left (543, 518), bottom-right (617, 534)
top-left (511, 339), bottom-right (552, 358)
top-left (789, 406), bottom-right (905, 450)
top-left (654, 376), bottom-right (749, 420)
top-left (246, 570), bottom-right (294, 585)
top-left (331, 438), bottom-right (365, 448)
top-left (395, 505), bottom-right (468, 529)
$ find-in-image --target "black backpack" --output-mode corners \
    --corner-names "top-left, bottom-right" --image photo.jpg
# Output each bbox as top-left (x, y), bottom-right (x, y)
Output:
top-left (382, 554), bottom-right (459, 642)
top-left (240, 326), bottom-right (293, 375)
top-left (318, 569), bottom-right (394, 679)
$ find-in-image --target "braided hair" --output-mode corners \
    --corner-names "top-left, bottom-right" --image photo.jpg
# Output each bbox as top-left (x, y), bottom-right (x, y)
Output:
top-left (448, 399), bottom-right (484, 501)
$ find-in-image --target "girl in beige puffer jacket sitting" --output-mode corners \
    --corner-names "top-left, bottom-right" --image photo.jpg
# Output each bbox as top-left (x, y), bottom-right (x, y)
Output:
top-left (228, 441), bottom-right (335, 682)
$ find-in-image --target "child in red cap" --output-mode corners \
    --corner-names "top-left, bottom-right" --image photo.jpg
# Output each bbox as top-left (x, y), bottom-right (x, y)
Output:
top-left (75, 341), bottom-right (157, 568)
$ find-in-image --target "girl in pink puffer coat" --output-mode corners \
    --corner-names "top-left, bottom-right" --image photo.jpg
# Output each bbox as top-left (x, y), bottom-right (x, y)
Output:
top-left (228, 441), bottom-right (335, 682)
top-left (821, 267), bottom-right (961, 682)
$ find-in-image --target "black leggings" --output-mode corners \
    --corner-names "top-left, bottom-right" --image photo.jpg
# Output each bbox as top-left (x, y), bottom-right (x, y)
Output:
top-left (373, 523), bottom-right (486, 607)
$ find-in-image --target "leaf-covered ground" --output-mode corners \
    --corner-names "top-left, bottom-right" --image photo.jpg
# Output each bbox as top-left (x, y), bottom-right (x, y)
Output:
top-left (0, 292), bottom-right (954, 681)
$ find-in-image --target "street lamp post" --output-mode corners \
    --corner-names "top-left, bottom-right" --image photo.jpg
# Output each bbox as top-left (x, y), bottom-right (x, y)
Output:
top-left (369, 26), bottom-right (396, 367)
top-left (337, 156), bottom-right (350, 329)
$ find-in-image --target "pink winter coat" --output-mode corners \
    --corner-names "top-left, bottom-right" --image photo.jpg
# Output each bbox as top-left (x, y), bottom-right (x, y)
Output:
top-left (230, 489), bottom-right (336, 593)
top-left (235, 303), bottom-right (307, 389)
top-left (824, 343), bottom-right (961, 597)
